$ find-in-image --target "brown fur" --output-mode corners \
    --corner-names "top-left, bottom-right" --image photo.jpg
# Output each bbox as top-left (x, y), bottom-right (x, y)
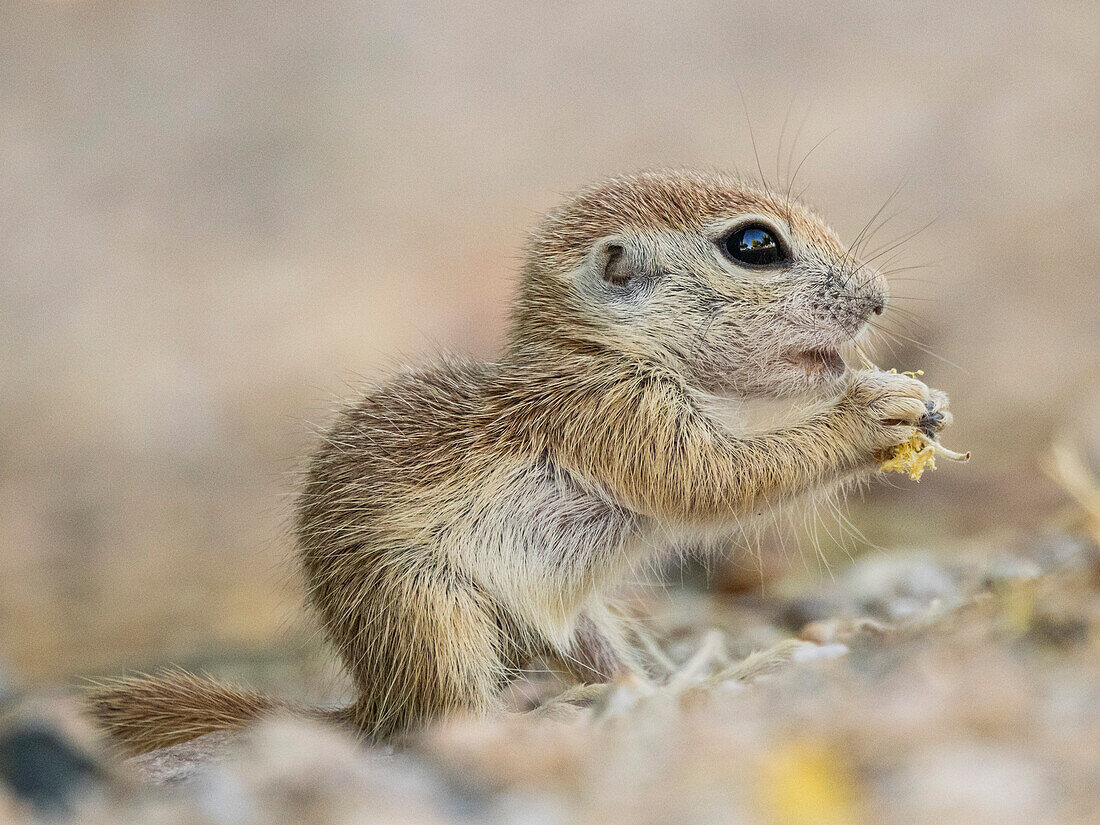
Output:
top-left (88, 169), bottom-right (952, 753)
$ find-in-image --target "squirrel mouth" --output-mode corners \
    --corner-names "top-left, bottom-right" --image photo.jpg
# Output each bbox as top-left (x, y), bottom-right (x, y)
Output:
top-left (791, 347), bottom-right (846, 377)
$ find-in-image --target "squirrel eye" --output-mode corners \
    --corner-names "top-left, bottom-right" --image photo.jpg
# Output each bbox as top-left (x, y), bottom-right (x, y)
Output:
top-left (722, 224), bottom-right (786, 267)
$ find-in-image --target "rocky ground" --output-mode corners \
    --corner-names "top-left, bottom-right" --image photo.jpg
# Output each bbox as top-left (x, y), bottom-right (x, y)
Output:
top-left (2, 501), bottom-right (1097, 825)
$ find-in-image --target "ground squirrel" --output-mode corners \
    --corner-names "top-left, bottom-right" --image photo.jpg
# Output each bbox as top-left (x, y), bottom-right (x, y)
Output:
top-left (89, 169), bottom-right (953, 752)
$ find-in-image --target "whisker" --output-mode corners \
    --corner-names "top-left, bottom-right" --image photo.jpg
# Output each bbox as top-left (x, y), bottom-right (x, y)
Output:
top-left (843, 174), bottom-right (910, 273)
top-left (864, 319), bottom-right (962, 370)
top-left (881, 276), bottom-right (942, 286)
top-left (864, 325), bottom-right (903, 362)
top-left (785, 97), bottom-right (815, 193)
top-left (736, 82), bottom-right (769, 192)
top-left (860, 215), bottom-right (941, 266)
top-left (881, 264), bottom-right (941, 277)
top-left (854, 204), bottom-right (913, 261)
top-left (785, 128), bottom-right (838, 211)
top-left (776, 90), bottom-right (799, 190)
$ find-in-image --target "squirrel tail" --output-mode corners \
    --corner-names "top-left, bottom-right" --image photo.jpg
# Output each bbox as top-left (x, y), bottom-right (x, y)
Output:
top-left (86, 668), bottom-right (353, 755)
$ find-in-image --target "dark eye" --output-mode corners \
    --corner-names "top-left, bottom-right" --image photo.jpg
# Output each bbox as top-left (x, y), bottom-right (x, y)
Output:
top-left (722, 224), bottom-right (787, 267)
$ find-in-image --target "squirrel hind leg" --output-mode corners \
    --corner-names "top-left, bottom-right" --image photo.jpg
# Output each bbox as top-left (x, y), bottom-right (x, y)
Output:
top-left (544, 605), bottom-right (646, 685)
top-left (340, 566), bottom-right (510, 741)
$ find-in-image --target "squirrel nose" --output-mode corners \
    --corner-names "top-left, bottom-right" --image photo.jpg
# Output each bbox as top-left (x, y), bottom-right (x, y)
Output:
top-left (871, 298), bottom-right (885, 316)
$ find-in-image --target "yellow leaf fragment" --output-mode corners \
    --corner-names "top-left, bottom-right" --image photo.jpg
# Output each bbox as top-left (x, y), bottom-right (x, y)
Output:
top-left (999, 579), bottom-right (1037, 635)
top-left (879, 434), bottom-right (937, 482)
top-left (887, 368), bottom-right (924, 378)
top-left (757, 738), bottom-right (863, 825)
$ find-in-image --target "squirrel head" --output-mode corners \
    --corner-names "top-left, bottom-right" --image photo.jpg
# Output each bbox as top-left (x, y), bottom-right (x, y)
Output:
top-left (511, 169), bottom-right (888, 398)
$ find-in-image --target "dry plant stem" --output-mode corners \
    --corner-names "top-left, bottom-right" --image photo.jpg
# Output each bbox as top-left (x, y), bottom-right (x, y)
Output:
top-left (916, 430), bottom-right (970, 462)
top-left (1043, 440), bottom-right (1100, 544)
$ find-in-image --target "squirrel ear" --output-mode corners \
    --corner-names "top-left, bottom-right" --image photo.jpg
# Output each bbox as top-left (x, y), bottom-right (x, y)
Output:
top-left (595, 240), bottom-right (633, 286)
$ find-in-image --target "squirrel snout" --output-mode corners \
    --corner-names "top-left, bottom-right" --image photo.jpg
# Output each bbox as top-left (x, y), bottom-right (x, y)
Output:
top-left (858, 291), bottom-right (887, 324)
top-left (819, 266), bottom-right (887, 326)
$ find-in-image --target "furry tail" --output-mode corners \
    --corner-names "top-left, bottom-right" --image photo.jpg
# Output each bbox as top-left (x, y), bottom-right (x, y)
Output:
top-left (86, 669), bottom-right (351, 755)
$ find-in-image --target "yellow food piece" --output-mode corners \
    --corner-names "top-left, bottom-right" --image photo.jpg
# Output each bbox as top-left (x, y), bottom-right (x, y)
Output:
top-left (879, 434), bottom-right (937, 481)
top-left (854, 346), bottom-right (968, 479)
top-left (757, 738), bottom-right (864, 825)
top-left (999, 579), bottom-right (1037, 636)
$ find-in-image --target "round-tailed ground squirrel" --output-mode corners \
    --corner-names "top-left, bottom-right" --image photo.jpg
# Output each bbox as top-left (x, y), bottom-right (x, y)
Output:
top-left (90, 169), bottom-right (953, 752)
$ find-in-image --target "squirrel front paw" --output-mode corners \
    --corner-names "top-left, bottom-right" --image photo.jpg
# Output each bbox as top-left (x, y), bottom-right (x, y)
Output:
top-left (918, 389), bottom-right (952, 438)
top-left (837, 370), bottom-right (952, 461)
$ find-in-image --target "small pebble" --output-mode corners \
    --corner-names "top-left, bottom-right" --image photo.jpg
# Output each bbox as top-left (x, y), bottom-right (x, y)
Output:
top-left (790, 642), bottom-right (849, 663)
top-left (0, 722), bottom-right (104, 814)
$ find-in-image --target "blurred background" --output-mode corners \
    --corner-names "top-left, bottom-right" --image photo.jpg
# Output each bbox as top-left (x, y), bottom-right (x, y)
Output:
top-left (1, 0), bottom-right (1097, 687)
